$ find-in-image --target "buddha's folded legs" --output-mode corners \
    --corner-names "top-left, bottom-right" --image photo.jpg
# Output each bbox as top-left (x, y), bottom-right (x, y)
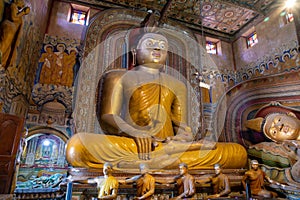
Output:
top-left (66, 133), bottom-right (247, 170)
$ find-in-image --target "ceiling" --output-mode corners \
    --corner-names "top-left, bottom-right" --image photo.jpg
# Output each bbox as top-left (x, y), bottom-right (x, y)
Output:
top-left (70, 0), bottom-right (281, 41)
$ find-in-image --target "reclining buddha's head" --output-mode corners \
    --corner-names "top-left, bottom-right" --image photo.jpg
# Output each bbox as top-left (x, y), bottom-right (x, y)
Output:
top-left (246, 111), bottom-right (300, 142)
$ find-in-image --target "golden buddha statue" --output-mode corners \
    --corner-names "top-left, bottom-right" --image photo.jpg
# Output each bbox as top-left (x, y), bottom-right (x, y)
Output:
top-left (66, 28), bottom-right (247, 170)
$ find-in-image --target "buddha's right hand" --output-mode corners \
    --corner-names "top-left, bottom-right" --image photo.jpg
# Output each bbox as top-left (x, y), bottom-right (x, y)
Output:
top-left (133, 121), bottom-right (164, 160)
top-left (134, 135), bottom-right (152, 160)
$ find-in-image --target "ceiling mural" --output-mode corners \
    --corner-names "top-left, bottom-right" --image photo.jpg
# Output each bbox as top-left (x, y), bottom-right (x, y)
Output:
top-left (70, 0), bottom-right (277, 40)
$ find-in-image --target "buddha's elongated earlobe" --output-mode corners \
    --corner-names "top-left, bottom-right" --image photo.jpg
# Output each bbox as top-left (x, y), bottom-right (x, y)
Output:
top-left (132, 48), bottom-right (136, 66)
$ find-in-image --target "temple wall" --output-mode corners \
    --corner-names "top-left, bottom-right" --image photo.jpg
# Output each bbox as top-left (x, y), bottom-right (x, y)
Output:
top-left (209, 40), bottom-right (235, 71)
top-left (46, 0), bottom-right (100, 40)
top-left (233, 9), bottom-right (297, 70)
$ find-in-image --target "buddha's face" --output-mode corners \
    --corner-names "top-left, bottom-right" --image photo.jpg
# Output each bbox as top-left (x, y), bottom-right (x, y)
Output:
top-left (264, 112), bottom-right (300, 142)
top-left (136, 33), bottom-right (168, 68)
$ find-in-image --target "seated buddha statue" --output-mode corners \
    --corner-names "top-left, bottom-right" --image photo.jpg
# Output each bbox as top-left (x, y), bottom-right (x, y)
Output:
top-left (66, 28), bottom-right (247, 170)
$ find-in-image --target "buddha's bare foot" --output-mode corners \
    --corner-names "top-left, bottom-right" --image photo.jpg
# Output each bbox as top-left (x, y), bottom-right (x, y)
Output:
top-left (164, 140), bottom-right (216, 155)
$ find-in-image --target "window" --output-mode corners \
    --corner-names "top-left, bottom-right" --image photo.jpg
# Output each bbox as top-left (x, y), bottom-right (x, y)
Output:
top-left (284, 10), bottom-right (294, 23)
top-left (70, 9), bottom-right (87, 25)
top-left (286, 11), bottom-right (294, 22)
top-left (206, 41), bottom-right (217, 54)
top-left (247, 32), bottom-right (258, 48)
top-left (280, 10), bottom-right (294, 26)
top-left (69, 4), bottom-right (90, 25)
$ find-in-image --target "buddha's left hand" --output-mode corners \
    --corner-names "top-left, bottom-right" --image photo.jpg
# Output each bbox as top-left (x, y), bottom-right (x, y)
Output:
top-left (170, 125), bottom-right (194, 142)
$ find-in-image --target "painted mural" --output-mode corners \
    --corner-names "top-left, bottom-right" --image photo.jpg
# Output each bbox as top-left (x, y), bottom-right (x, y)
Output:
top-left (35, 34), bottom-right (80, 87)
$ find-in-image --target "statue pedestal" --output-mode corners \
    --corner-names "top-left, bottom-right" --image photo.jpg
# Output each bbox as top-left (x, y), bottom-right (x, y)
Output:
top-left (63, 167), bottom-right (247, 199)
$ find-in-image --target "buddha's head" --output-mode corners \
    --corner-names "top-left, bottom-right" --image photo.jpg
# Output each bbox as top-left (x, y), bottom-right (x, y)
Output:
top-left (135, 32), bottom-right (168, 69)
top-left (263, 112), bottom-right (300, 142)
top-left (128, 26), bottom-right (169, 70)
top-left (246, 112), bottom-right (300, 142)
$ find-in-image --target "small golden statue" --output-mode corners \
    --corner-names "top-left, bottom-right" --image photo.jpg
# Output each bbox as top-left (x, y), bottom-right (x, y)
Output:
top-left (70, 162), bottom-right (119, 200)
top-left (0, 0), bottom-right (30, 69)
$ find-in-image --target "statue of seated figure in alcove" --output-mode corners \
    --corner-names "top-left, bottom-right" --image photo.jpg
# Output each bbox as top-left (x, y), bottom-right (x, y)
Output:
top-left (245, 101), bottom-right (300, 190)
top-left (66, 26), bottom-right (247, 170)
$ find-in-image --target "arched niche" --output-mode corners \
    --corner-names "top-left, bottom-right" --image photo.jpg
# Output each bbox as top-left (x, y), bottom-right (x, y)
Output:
top-left (74, 8), bottom-right (205, 136)
top-left (16, 127), bottom-right (69, 184)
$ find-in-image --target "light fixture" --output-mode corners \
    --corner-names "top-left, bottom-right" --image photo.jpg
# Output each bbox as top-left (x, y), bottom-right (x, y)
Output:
top-left (285, 0), bottom-right (296, 9)
top-left (43, 139), bottom-right (50, 146)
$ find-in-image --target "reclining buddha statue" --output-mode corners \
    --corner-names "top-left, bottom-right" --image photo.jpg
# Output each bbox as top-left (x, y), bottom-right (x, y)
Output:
top-left (245, 101), bottom-right (300, 188)
top-left (66, 25), bottom-right (247, 170)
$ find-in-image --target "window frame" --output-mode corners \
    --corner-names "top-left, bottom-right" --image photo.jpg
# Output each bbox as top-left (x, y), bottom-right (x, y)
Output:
top-left (206, 41), bottom-right (218, 55)
top-left (69, 4), bottom-right (90, 26)
top-left (246, 31), bottom-right (258, 48)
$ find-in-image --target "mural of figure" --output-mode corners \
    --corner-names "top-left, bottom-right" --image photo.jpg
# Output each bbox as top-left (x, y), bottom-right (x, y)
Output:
top-left (61, 47), bottom-right (77, 87)
top-left (53, 43), bottom-right (68, 85)
top-left (39, 44), bottom-right (57, 85)
top-left (267, 61), bottom-right (276, 74)
top-left (282, 53), bottom-right (296, 71)
top-left (0, 0), bottom-right (30, 69)
top-left (290, 47), bottom-right (299, 67)
top-left (273, 55), bottom-right (282, 73)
